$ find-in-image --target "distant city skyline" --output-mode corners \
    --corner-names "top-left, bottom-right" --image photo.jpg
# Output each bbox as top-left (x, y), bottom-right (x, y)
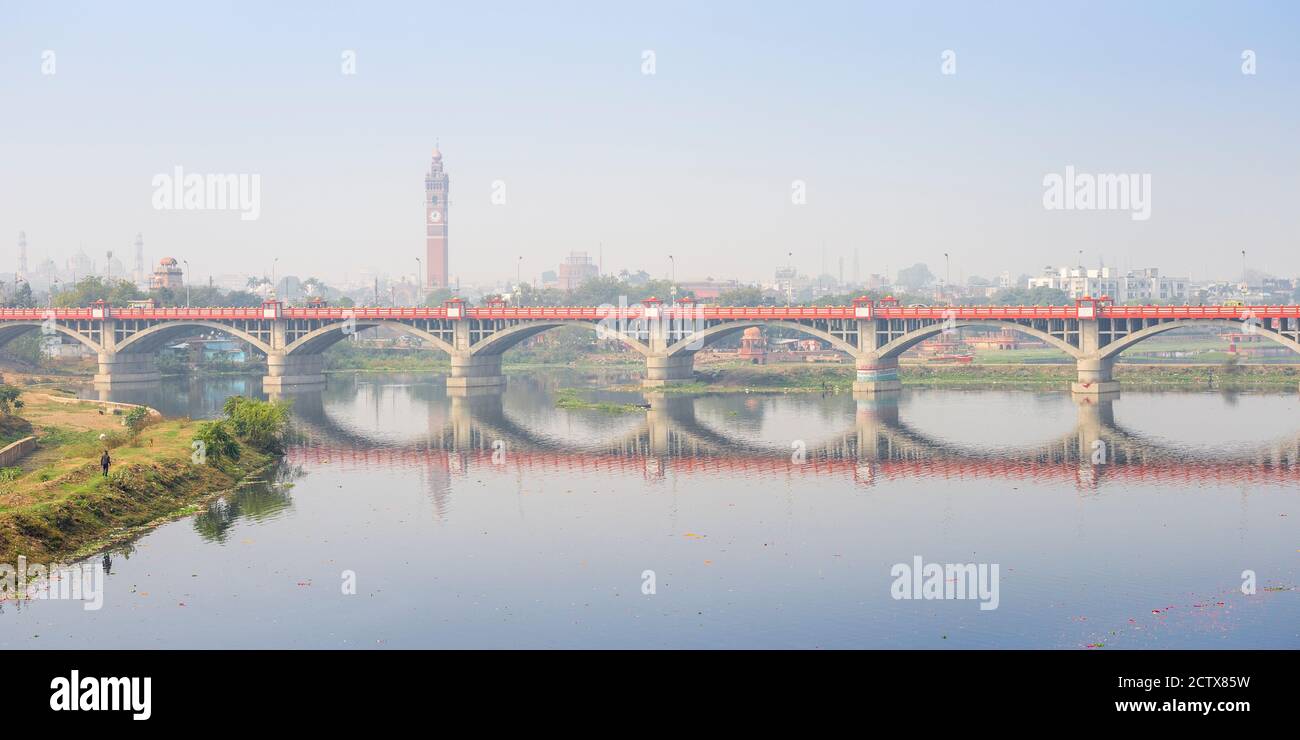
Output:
top-left (6, 230), bottom-right (1284, 294)
top-left (3, 2), bottom-right (1298, 288)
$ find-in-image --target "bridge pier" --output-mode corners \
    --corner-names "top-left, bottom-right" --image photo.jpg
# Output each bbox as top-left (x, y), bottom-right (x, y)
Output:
top-left (643, 353), bottom-right (694, 387)
top-left (852, 356), bottom-right (901, 394)
top-left (448, 353), bottom-right (506, 389)
top-left (93, 352), bottom-right (162, 386)
top-left (1071, 357), bottom-right (1119, 395)
top-left (264, 353), bottom-right (326, 390)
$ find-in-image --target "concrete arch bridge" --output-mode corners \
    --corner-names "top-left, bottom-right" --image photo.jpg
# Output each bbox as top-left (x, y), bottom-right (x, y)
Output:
top-left (4, 297), bottom-right (1298, 394)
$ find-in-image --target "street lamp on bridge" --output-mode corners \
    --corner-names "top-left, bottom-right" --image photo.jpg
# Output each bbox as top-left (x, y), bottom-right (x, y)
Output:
top-left (516, 256), bottom-right (524, 305)
top-left (944, 252), bottom-right (950, 301)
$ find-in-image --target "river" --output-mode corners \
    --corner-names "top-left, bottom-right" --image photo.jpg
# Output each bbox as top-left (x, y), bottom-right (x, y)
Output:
top-left (2, 370), bottom-right (1297, 648)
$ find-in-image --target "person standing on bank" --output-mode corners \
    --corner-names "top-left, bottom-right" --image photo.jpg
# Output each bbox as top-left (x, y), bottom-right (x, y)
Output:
top-left (101, 449), bottom-right (111, 477)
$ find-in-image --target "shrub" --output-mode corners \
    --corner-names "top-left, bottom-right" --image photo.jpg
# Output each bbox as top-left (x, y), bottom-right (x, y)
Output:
top-left (123, 406), bottom-right (152, 436)
top-left (221, 396), bottom-right (292, 451)
top-left (99, 431), bottom-right (129, 449)
top-left (193, 420), bottom-right (240, 462)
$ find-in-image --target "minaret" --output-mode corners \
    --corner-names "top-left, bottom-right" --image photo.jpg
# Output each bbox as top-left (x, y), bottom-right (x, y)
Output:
top-left (424, 146), bottom-right (450, 290)
top-left (133, 233), bottom-right (144, 286)
top-left (17, 231), bottom-right (27, 279)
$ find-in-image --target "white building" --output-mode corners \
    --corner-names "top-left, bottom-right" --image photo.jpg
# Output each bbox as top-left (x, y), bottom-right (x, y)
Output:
top-left (1123, 268), bottom-right (1189, 302)
top-left (1028, 265), bottom-right (1188, 303)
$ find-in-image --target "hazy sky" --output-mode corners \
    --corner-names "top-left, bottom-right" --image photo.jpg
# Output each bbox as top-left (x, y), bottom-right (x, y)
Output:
top-left (2, 1), bottom-right (1298, 287)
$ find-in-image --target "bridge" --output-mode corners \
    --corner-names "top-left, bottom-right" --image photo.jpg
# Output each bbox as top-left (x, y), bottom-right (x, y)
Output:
top-left (4, 296), bottom-right (1299, 394)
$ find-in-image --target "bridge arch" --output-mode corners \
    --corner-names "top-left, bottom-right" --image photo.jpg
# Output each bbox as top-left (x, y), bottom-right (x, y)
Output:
top-left (285, 320), bottom-right (457, 356)
top-left (289, 382), bottom-right (647, 453)
top-left (468, 321), bottom-right (653, 357)
top-left (874, 320), bottom-right (1085, 360)
top-left (663, 320), bottom-right (859, 358)
top-left (0, 322), bottom-right (105, 354)
top-left (113, 321), bottom-right (274, 355)
top-left (1097, 318), bottom-right (1300, 360)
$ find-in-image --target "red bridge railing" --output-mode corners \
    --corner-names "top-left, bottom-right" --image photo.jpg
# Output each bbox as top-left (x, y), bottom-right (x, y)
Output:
top-left (4, 304), bottom-right (1298, 321)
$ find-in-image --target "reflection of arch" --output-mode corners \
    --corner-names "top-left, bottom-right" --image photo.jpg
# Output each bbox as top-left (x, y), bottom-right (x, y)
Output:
top-left (290, 383), bottom-right (646, 454)
top-left (877, 413), bottom-right (1078, 460)
top-left (0, 322), bottom-right (104, 353)
top-left (676, 396), bottom-right (858, 455)
top-left (1098, 319), bottom-right (1300, 360)
top-left (285, 320), bottom-right (456, 356)
top-left (468, 321), bottom-right (652, 357)
top-left (114, 321), bottom-right (273, 355)
top-left (664, 320), bottom-right (858, 357)
top-left (284, 384), bottom-right (1300, 467)
top-left (875, 321), bottom-right (1083, 359)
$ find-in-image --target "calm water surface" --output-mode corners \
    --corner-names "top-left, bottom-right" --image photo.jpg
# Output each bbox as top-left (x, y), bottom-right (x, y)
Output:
top-left (2, 370), bottom-right (1297, 648)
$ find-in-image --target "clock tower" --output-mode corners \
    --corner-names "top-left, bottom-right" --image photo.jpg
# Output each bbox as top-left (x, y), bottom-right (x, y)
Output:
top-left (424, 147), bottom-right (450, 290)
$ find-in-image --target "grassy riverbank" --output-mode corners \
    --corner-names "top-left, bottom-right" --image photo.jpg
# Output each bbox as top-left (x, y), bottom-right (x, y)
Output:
top-left (553, 387), bottom-right (645, 413)
top-left (0, 392), bottom-right (278, 564)
top-left (906, 362), bottom-right (1300, 389)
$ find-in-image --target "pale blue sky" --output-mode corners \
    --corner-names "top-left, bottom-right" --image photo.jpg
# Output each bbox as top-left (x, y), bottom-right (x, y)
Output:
top-left (2, 1), bottom-right (1297, 286)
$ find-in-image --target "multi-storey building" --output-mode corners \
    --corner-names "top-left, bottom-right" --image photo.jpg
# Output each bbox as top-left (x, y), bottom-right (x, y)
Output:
top-left (558, 251), bottom-right (599, 291)
top-left (1028, 265), bottom-right (1188, 303)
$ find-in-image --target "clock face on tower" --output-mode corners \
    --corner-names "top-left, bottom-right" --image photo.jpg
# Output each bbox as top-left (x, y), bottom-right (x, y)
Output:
top-left (428, 209), bottom-right (442, 224)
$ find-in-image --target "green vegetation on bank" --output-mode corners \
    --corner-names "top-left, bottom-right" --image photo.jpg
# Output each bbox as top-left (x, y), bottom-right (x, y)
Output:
top-left (0, 394), bottom-right (291, 563)
top-left (655, 364), bottom-right (853, 394)
top-left (903, 362), bottom-right (1299, 389)
top-left (642, 361), bottom-right (1300, 393)
top-left (553, 388), bottom-right (644, 413)
top-left (320, 337), bottom-right (641, 374)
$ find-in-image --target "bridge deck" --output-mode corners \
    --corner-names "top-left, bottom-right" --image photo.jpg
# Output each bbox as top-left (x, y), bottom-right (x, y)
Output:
top-left (3, 304), bottom-right (1297, 321)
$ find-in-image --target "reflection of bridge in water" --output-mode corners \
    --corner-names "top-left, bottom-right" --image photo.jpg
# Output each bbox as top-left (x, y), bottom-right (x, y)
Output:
top-left (278, 387), bottom-right (1300, 490)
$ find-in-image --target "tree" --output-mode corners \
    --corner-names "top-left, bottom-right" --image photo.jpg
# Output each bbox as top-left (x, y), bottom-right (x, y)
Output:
top-left (716, 286), bottom-right (776, 306)
top-left (0, 385), bottom-right (23, 415)
top-left (2, 281), bottom-right (35, 308)
top-left (991, 286), bottom-right (1071, 306)
top-left (895, 263), bottom-right (935, 291)
top-left (567, 277), bottom-right (689, 306)
top-left (0, 333), bottom-right (46, 367)
top-left (508, 283), bottom-right (556, 307)
top-left (421, 287), bottom-right (460, 307)
top-left (53, 276), bottom-right (144, 308)
top-left (617, 269), bottom-right (651, 285)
